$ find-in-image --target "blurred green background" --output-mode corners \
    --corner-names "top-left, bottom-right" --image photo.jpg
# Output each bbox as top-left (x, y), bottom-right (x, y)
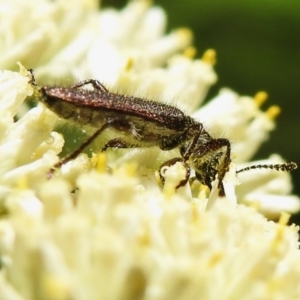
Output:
top-left (103, 0), bottom-right (300, 219)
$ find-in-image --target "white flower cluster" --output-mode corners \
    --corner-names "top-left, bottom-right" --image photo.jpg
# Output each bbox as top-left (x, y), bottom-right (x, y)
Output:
top-left (0, 1), bottom-right (299, 299)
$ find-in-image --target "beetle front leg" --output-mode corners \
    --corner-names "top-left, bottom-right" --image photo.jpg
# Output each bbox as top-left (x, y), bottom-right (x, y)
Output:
top-left (194, 138), bottom-right (231, 197)
top-left (159, 157), bottom-right (190, 189)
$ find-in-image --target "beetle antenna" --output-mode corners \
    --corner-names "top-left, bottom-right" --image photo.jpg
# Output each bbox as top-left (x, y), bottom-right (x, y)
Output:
top-left (236, 161), bottom-right (297, 174)
top-left (28, 69), bottom-right (37, 86)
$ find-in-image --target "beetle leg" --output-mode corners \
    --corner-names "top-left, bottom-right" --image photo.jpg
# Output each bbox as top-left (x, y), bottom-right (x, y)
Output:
top-left (159, 157), bottom-right (190, 189)
top-left (102, 138), bottom-right (136, 151)
top-left (70, 79), bottom-right (109, 94)
top-left (47, 124), bottom-right (110, 178)
top-left (194, 138), bottom-right (231, 197)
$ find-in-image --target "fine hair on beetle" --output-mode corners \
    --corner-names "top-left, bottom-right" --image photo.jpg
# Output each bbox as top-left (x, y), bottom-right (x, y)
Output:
top-left (28, 69), bottom-right (297, 197)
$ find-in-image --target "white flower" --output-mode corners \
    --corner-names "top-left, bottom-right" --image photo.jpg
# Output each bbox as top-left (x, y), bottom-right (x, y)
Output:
top-left (0, 1), bottom-right (299, 300)
top-left (193, 89), bottom-right (300, 216)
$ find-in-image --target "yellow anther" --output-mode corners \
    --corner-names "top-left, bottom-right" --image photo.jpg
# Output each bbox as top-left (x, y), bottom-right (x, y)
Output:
top-left (207, 252), bottom-right (223, 268)
top-left (202, 49), bottom-right (217, 65)
top-left (272, 212), bottom-right (290, 249)
top-left (278, 211), bottom-right (290, 226)
top-left (42, 275), bottom-right (70, 299)
top-left (113, 163), bottom-right (137, 179)
top-left (197, 185), bottom-right (210, 200)
top-left (125, 57), bottom-right (134, 72)
top-left (125, 163), bottom-right (137, 178)
top-left (137, 227), bottom-right (151, 247)
top-left (190, 202), bottom-right (199, 223)
top-left (18, 62), bottom-right (29, 77)
top-left (266, 105), bottom-right (281, 120)
top-left (139, 0), bottom-right (153, 8)
top-left (83, 0), bottom-right (99, 9)
top-left (163, 184), bottom-right (175, 200)
top-left (95, 153), bottom-right (106, 173)
top-left (246, 199), bottom-right (261, 211)
top-left (254, 91), bottom-right (268, 107)
top-left (16, 176), bottom-right (28, 190)
top-left (155, 171), bottom-right (164, 187)
top-left (183, 46), bottom-right (197, 59)
top-left (174, 28), bottom-right (193, 44)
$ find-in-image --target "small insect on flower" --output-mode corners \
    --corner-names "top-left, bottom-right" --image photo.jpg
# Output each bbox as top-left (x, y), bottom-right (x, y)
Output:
top-left (28, 70), bottom-right (297, 197)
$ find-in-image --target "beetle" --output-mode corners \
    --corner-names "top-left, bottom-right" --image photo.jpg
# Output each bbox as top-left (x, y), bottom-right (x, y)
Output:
top-left (28, 70), bottom-right (296, 197)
